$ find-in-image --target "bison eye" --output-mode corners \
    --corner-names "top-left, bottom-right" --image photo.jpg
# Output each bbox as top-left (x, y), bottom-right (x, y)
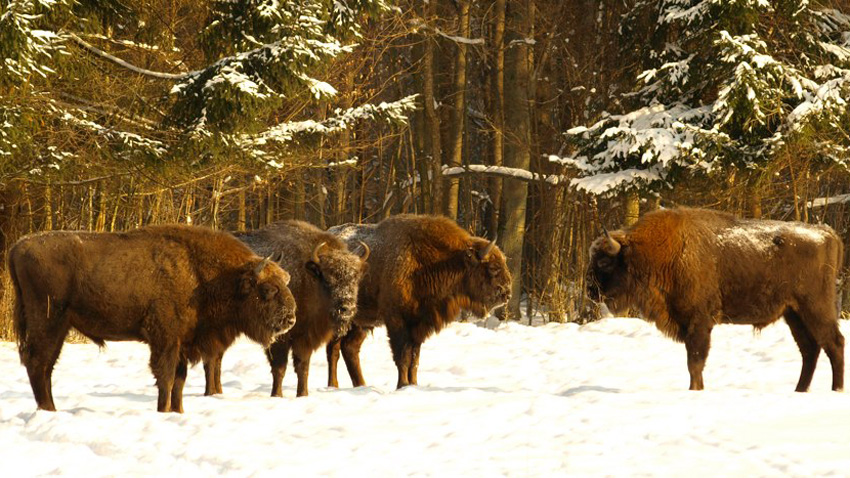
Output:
top-left (596, 257), bottom-right (613, 269)
top-left (259, 283), bottom-right (279, 300)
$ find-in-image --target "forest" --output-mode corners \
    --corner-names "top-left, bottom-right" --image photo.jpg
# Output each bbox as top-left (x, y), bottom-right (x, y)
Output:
top-left (2, 0), bottom-right (850, 337)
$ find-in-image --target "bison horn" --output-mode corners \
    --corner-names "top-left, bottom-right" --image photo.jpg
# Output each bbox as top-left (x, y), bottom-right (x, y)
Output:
top-left (357, 240), bottom-right (371, 263)
top-left (477, 233), bottom-right (497, 261)
top-left (312, 241), bottom-right (327, 264)
top-left (254, 255), bottom-right (273, 276)
top-left (602, 227), bottom-right (621, 255)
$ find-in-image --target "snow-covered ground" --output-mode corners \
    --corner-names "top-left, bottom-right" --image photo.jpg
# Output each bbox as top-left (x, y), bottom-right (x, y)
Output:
top-left (2, 318), bottom-right (849, 477)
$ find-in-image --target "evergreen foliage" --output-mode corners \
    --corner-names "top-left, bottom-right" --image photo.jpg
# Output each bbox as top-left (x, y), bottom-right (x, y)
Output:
top-left (560, 0), bottom-right (850, 197)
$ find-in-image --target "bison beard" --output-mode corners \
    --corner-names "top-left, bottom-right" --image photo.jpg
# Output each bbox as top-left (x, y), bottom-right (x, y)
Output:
top-left (8, 225), bottom-right (297, 413)
top-left (202, 220), bottom-right (367, 398)
top-left (587, 207), bottom-right (845, 392)
top-left (326, 215), bottom-right (512, 389)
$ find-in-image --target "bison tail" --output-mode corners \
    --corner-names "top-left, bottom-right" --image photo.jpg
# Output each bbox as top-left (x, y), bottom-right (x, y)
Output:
top-left (8, 254), bottom-right (27, 361)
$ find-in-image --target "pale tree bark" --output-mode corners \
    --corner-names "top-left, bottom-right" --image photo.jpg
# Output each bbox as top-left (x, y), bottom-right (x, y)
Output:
top-left (624, 190), bottom-right (640, 226)
top-left (423, 0), bottom-right (443, 214)
top-left (502, 0), bottom-right (533, 320)
top-left (486, 0), bottom-right (506, 237)
top-left (445, 0), bottom-right (470, 220)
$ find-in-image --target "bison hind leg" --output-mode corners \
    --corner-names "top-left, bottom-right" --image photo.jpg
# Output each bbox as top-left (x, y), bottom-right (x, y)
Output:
top-left (20, 312), bottom-right (71, 412)
top-left (784, 308), bottom-right (821, 392)
top-left (796, 302), bottom-right (844, 392)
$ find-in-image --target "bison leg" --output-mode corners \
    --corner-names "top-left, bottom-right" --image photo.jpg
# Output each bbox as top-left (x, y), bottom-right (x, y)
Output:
top-left (388, 325), bottom-right (414, 389)
top-left (326, 337), bottom-right (341, 388)
top-left (203, 352), bottom-right (224, 396)
top-left (408, 341), bottom-right (422, 386)
top-left (266, 337), bottom-right (291, 398)
top-left (150, 342), bottom-right (179, 413)
top-left (292, 347), bottom-right (311, 397)
top-left (21, 311), bottom-right (70, 412)
top-left (785, 309), bottom-right (821, 392)
top-left (341, 325), bottom-right (369, 387)
top-left (684, 323), bottom-right (712, 391)
top-left (170, 356), bottom-right (188, 413)
top-left (799, 302), bottom-right (845, 391)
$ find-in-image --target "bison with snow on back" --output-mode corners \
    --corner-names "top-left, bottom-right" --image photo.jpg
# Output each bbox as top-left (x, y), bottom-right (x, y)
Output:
top-left (202, 220), bottom-right (368, 397)
top-left (8, 225), bottom-right (297, 413)
top-left (326, 214), bottom-right (512, 389)
top-left (586, 207), bottom-right (844, 391)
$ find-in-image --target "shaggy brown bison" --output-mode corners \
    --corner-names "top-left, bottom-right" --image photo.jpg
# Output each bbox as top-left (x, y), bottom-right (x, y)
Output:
top-left (326, 214), bottom-right (512, 389)
top-left (8, 225), bottom-right (297, 413)
top-left (202, 220), bottom-right (367, 397)
top-left (586, 207), bottom-right (844, 391)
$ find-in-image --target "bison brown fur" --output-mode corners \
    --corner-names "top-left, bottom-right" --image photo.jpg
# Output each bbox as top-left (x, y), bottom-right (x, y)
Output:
top-left (203, 220), bottom-right (367, 397)
top-left (326, 214), bottom-right (512, 389)
top-left (8, 225), bottom-right (297, 413)
top-left (586, 207), bottom-right (844, 391)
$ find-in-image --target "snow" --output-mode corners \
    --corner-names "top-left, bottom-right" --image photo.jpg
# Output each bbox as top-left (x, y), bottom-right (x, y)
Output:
top-left (2, 318), bottom-right (850, 477)
top-left (717, 221), bottom-right (829, 253)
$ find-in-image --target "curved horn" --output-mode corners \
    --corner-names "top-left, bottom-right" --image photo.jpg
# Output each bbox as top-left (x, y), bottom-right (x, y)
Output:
top-left (477, 233), bottom-right (498, 261)
top-left (254, 255), bottom-right (273, 276)
top-left (312, 241), bottom-right (327, 264)
top-left (357, 240), bottom-right (371, 263)
top-left (602, 227), bottom-right (621, 255)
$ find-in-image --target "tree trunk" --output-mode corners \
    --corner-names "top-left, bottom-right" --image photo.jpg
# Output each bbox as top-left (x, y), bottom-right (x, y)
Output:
top-left (445, 0), bottom-right (470, 220)
top-left (486, 0), bottom-right (506, 237)
top-left (502, 0), bottom-right (533, 320)
top-left (423, 0), bottom-right (443, 214)
top-left (624, 190), bottom-right (640, 226)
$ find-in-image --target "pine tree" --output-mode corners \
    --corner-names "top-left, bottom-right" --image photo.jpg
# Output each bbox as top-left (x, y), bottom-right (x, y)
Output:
top-left (556, 0), bottom-right (850, 211)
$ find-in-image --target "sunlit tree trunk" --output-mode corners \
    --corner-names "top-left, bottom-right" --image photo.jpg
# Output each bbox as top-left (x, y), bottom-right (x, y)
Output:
top-left (445, 0), bottom-right (470, 220)
top-left (502, 0), bottom-right (533, 320)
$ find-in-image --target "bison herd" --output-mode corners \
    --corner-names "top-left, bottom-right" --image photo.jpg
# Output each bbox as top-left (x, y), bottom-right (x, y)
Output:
top-left (6, 207), bottom-right (847, 413)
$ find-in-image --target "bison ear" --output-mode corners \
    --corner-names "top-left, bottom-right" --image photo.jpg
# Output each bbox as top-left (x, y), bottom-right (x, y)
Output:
top-left (306, 261), bottom-right (323, 280)
top-left (259, 283), bottom-right (279, 300)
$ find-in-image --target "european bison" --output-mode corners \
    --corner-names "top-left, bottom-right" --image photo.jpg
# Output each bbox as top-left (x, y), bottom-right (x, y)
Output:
top-left (202, 220), bottom-right (367, 397)
top-left (586, 207), bottom-right (844, 391)
top-left (8, 225), bottom-right (297, 413)
top-left (326, 214), bottom-right (512, 389)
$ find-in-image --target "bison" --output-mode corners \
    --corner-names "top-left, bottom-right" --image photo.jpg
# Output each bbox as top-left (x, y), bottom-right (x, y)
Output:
top-left (202, 220), bottom-right (368, 397)
top-left (8, 225), bottom-right (297, 413)
top-left (586, 207), bottom-right (844, 391)
top-left (326, 214), bottom-right (512, 389)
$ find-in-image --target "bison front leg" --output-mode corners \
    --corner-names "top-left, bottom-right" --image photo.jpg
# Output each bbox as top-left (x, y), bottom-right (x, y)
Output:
top-left (326, 337), bottom-right (341, 388)
top-left (388, 324), bottom-right (414, 389)
top-left (170, 356), bottom-right (188, 413)
top-left (408, 341), bottom-right (422, 386)
top-left (684, 323), bottom-right (712, 391)
top-left (292, 347), bottom-right (312, 397)
top-left (203, 352), bottom-right (224, 396)
top-left (150, 342), bottom-right (179, 413)
top-left (266, 337), bottom-right (291, 398)
top-left (341, 325), bottom-right (368, 388)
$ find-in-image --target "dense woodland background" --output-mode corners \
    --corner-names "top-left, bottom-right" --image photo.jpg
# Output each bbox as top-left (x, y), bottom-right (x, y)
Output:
top-left (2, 0), bottom-right (850, 339)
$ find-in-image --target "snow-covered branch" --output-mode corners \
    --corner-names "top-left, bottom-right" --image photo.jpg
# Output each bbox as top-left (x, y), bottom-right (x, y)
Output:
top-left (441, 165), bottom-right (568, 185)
top-left (68, 33), bottom-right (192, 80)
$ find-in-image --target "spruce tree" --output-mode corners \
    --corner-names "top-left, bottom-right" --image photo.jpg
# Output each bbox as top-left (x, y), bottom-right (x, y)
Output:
top-left (557, 0), bottom-right (850, 207)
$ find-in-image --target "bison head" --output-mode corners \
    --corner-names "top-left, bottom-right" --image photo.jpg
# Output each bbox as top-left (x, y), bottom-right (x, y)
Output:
top-left (306, 241), bottom-right (368, 337)
top-left (240, 255), bottom-right (297, 346)
top-left (461, 237), bottom-right (512, 316)
top-left (586, 229), bottom-right (632, 315)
